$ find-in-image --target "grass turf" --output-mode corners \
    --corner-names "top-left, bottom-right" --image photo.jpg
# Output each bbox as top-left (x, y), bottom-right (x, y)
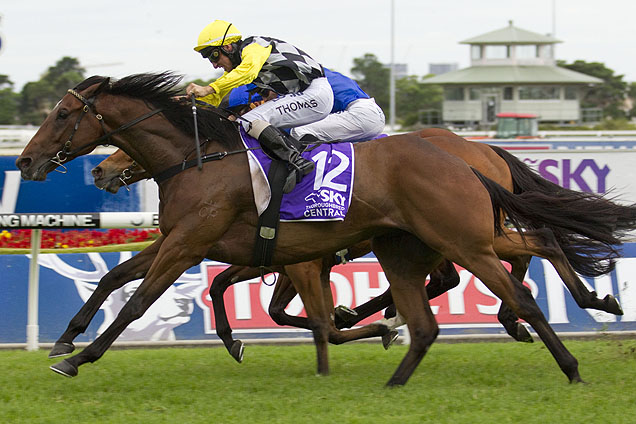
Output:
top-left (1, 338), bottom-right (635, 423)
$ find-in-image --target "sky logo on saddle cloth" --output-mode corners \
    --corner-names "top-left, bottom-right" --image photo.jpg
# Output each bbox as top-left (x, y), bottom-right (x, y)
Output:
top-left (239, 128), bottom-right (354, 221)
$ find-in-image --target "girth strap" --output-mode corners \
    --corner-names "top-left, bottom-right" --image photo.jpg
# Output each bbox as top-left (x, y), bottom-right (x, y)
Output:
top-left (252, 159), bottom-right (288, 268)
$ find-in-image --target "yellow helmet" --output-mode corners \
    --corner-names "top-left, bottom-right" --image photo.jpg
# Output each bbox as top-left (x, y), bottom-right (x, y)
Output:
top-left (194, 20), bottom-right (242, 52)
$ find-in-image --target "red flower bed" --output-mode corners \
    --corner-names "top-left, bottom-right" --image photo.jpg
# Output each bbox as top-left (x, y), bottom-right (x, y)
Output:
top-left (0, 228), bottom-right (162, 249)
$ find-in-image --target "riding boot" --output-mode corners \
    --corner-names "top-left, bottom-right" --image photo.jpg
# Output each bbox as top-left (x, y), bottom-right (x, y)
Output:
top-left (248, 120), bottom-right (315, 193)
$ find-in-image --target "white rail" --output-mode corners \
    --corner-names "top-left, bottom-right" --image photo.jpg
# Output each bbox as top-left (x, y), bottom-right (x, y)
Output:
top-left (0, 212), bottom-right (159, 351)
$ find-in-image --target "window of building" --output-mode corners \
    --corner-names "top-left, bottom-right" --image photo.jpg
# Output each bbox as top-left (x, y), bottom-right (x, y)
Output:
top-left (564, 86), bottom-right (578, 100)
top-left (503, 87), bottom-right (514, 100)
top-left (485, 45), bottom-right (509, 59)
top-left (518, 86), bottom-right (560, 100)
top-left (469, 88), bottom-right (481, 100)
top-left (471, 45), bottom-right (481, 60)
top-left (539, 45), bottom-right (553, 59)
top-left (445, 87), bottom-right (465, 101)
top-left (516, 45), bottom-right (538, 59)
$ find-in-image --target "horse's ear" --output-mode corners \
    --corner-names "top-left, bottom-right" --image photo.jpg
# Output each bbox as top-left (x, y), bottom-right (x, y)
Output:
top-left (94, 77), bottom-right (111, 95)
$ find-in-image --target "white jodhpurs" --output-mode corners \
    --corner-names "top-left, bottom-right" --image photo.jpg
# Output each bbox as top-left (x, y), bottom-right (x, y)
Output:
top-left (290, 98), bottom-right (386, 142)
top-left (241, 77), bottom-right (333, 131)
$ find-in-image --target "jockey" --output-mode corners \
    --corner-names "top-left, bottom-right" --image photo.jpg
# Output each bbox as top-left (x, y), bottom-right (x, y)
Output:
top-left (222, 68), bottom-right (385, 143)
top-left (187, 20), bottom-right (333, 193)
top-left (292, 68), bottom-right (385, 142)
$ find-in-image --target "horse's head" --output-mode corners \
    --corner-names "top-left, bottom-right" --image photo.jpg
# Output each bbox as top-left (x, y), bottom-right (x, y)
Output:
top-left (16, 76), bottom-right (111, 181)
top-left (92, 149), bottom-right (150, 193)
top-left (17, 71), bottom-right (242, 184)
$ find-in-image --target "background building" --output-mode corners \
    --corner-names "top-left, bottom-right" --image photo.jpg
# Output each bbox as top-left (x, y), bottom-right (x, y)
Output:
top-left (423, 21), bottom-right (602, 128)
top-left (429, 63), bottom-right (458, 75)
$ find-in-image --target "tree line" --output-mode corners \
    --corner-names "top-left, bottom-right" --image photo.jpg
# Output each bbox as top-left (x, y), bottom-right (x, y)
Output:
top-left (1, 55), bottom-right (635, 127)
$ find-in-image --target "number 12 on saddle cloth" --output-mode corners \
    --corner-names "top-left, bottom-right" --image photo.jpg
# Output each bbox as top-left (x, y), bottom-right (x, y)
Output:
top-left (240, 127), bottom-right (354, 222)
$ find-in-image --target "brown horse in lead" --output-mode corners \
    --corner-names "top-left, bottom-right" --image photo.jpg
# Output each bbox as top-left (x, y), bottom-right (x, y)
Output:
top-left (16, 73), bottom-right (636, 385)
top-left (89, 132), bottom-right (624, 361)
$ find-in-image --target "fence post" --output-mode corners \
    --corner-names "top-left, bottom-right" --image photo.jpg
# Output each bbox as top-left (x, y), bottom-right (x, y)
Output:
top-left (26, 229), bottom-right (42, 351)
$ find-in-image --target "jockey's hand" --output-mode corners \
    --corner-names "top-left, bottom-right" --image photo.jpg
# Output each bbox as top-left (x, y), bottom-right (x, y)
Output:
top-left (171, 95), bottom-right (188, 102)
top-left (186, 83), bottom-right (215, 98)
top-left (249, 100), bottom-right (266, 110)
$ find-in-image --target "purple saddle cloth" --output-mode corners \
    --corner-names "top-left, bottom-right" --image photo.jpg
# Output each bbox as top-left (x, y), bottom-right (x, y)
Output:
top-left (240, 128), bottom-right (354, 222)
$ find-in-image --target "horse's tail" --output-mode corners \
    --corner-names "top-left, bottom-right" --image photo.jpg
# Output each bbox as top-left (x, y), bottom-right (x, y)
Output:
top-left (472, 167), bottom-right (636, 277)
top-left (487, 145), bottom-right (564, 195)
top-left (487, 145), bottom-right (636, 255)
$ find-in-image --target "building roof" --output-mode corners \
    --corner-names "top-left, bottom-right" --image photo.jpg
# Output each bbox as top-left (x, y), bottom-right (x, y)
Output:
top-left (460, 21), bottom-right (561, 45)
top-left (421, 65), bottom-right (603, 85)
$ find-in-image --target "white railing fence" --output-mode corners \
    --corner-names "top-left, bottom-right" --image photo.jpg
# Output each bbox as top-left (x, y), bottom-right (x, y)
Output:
top-left (0, 212), bottom-right (158, 350)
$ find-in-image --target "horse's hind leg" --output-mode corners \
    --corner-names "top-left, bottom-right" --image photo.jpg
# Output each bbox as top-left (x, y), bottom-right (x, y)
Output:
top-left (426, 259), bottom-right (461, 299)
top-left (495, 253), bottom-right (534, 343)
top-left (371, 232), bottom-right (442, 386)
top-left (495, 228), bottom-right (623, 315)
top-left (464, 250), bottom-right (583, 383)
top-left (49, 236), bottom-right (164, 358)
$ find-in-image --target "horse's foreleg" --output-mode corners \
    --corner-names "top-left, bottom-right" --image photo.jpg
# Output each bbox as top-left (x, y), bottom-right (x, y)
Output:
top-left (315, 258), bottom-right (392, 346)
top-left (50, 238), bottom-right (206, 378)
top-left (372, 233), bottom-right (442, 387)
top-left (284, 261), bottom-right (333, 376)
top-left (210, 265), bottom-right (264, 363)
top-left (49, 236), bottom-right (164, 358)
top-left (334, 288), bottom-right (393, 329)
top-left (336, 258), bottom-right (459, 330)
top-left (269, 273), bottom-right (310, 328)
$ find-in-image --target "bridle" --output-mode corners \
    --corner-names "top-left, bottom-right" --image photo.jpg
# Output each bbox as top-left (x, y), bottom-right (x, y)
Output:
top-left (50, 88), bottom-right (164, 173)
top-left (52, 84), bottom-right (258, 185)
top-left (116, 161), bottom-right (140, 192)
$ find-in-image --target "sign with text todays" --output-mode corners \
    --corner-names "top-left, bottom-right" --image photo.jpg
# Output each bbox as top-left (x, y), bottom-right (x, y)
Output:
top-left (1, 247), bottom-right (635, 344)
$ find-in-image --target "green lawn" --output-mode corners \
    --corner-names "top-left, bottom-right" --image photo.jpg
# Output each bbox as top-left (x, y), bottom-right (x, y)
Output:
top-left (1, 339), bottom-right (635, 423)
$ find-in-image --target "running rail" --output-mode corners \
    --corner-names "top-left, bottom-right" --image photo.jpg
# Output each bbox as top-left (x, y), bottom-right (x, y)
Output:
top-left (0, 212), bottom-right (159, 351)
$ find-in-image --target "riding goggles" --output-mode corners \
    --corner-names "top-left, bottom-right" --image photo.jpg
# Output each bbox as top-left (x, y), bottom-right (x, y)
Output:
top-left (201, 46), bottom-right (223, 63)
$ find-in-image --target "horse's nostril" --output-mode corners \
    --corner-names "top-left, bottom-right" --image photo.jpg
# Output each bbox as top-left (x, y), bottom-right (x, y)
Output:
top-left (91, 167), bottom-right (102, 179)
top-left (16, 157), bottom-right (32, 171)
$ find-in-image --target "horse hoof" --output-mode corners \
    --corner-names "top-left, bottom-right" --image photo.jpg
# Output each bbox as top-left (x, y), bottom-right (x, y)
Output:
top-left (334, 305), bottom-right (358, 329)
top-left (230, 340), bottom-right (244, 363)
top-left (48, 342), bottom-right (75, 358)
top-left (515, 323), bottom-right (533, 343)
top-left (569, 374), bottom-right (585, 384)
top-left (50, 359), bottom-right (78, 378)
top-left (334, 305), bottom-right (358, 321)
top-left (382, 330), bottom-right (399, 350)
top-left (385, 378), bottom-right (405, 387)
top-left (604, 294), bottom-right (624, 316)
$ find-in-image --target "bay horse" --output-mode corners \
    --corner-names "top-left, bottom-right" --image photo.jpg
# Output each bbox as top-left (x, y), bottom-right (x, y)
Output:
top-left (16, 73), bottom-right (636, 385)
top-left (89, 134), bottom-right (624, 361)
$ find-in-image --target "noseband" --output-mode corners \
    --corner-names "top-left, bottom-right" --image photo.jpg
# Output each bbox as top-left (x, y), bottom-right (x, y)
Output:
top-left (50, 88), bottom-right (164, 173)
top-left (117, 161), bottom-right (139, 192)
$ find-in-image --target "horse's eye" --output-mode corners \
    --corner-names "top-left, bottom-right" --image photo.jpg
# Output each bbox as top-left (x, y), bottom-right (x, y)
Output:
top-left (57, 109), bottom-right (69, 120)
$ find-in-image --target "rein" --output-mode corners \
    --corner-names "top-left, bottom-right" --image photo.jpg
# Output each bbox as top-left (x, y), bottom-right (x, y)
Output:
top-left (50, 89), bottom-right (163, 173)
top-left (153, 147), bottom-right (260, 184)
top-left (57, 86), bottom-right (262, 185)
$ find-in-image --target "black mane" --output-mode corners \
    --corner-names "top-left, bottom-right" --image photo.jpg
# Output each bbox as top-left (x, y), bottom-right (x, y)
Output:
top-left (77, 72), bottom-right (241, 150)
